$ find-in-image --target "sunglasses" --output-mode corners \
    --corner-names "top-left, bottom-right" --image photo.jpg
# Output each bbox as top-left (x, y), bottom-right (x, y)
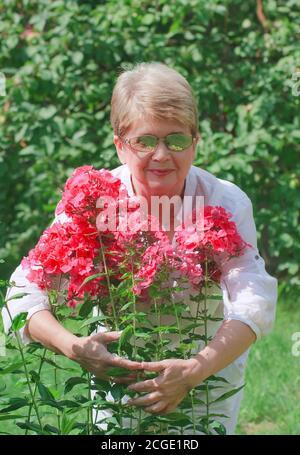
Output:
top-left (121, 133), bottom-right (196, 154)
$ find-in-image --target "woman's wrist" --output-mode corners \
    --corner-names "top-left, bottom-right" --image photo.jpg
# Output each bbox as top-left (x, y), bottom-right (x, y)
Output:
top-left (56, 331), bottom-right (81, 361)
top-left (186, 357), bottom-right (208, 390)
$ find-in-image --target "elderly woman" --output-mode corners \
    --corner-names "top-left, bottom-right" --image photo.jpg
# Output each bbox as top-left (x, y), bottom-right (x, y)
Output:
top-left (2, 62), bottom-right (277, 435)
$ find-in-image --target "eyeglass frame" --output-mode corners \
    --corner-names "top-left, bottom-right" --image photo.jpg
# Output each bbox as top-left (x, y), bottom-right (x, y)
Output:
top-left (119, 133), bottom-right (198, 155)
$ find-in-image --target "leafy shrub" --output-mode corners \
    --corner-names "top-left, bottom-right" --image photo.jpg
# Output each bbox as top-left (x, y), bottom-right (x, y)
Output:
top-left (0, 0), bottom-right (299, 295)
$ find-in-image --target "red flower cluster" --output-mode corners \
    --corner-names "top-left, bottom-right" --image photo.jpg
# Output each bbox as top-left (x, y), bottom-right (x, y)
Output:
top-left (55, 165), bottom-right (124, 222)
top-left (22, 166), bottom-right (250, 307)
top-left (175, 206), bottom-right (251, 284)
top-left (22, 166), bottom-right (128, 307)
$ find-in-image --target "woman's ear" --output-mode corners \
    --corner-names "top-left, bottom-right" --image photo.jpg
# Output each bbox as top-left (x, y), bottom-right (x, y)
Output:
top-left (193, 133), bottom-right (201, 159)
top-left (191, 134), bottom-right (200, 161)
top-left (114, 134), bottom-right (126, 164)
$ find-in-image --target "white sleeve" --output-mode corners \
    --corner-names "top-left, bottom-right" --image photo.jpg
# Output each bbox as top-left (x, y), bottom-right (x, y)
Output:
top-left (1, 211), bottom-right (69, 346)
top-left (219, 195), bottom-right (278, 341)
top-left (1, 264), bottom-right (51, 345)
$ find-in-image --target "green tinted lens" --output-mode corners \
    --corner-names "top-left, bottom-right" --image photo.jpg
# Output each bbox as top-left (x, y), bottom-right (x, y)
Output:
top-left (166, 134), bottom-right (193, 151)
top-left (130, 135), bottom-right (157, 152)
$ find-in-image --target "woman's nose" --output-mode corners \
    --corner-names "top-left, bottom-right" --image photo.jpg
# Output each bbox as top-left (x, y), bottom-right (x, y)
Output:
top-left (151, 140), bottom-right (171, 161)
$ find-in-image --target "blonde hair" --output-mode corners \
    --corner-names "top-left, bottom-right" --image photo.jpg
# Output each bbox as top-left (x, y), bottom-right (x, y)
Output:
top-left (110, 62), bottom-right (199, 137)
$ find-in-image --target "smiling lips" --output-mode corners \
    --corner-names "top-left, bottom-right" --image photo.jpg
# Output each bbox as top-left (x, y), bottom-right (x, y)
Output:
top-left (148, 169), bottom-right (174, 176)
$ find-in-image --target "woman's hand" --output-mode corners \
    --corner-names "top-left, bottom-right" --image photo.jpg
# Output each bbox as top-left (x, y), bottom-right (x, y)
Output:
top-left (70, 331), bottom-right (144, 385)
top-left (126, 358), bottom-right (203, 415)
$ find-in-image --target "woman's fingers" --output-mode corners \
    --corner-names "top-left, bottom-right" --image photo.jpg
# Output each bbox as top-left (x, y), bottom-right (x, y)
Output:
top-left (127, 392), bottom-right (160, 407)
top-left (109, 353), bottom-right (143, 371)
top-left (144, 401), bottom-right (168, 414)
top-left (91, 331), bottom-right (143, 371)
top-left (91, 330), bottom-right (122, 344)
top-left (127, 378), bottom-right (158, 392)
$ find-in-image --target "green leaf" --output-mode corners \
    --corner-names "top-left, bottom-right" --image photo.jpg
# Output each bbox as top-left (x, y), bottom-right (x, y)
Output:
top-left (0, 383), bottom-right (6, 394)
top-left (78, 299), bottom-right (94, 318)
top-left (0, 398), bottom-right (29, 413)
top-left (110, 383), bottom-right (125, 401)
top-left (37, 400), bottom-right (63, 411)
top-left (29, 370), bottom-right (40, 383)
top-left (211, 384), bottom-right (245, 404)
top-left (10, 312), bottom-right (28, 331)
top-left (207, 374), bottom-right (229, 384)
top-left (56, 400), bottom-right (81, 409)
top-left (64, 377), bottom-right (88, 394)
top-left (37, 382), bottom-right (55, 401)
top-left (194, 384), bottom-right (223, 392)
top-left (158, 412), bottom-right (193, 427)
top-left (16, 421), bottom-right (44, 434)
top-left (141, 14), bottom-right (154, 25)
top-left (39, 105), bottom-right (57, 119)
top-left (43, 424), bottom-right (60, 434)
top-left (120, 301), bottom-right (134, 312)
top-left (210, 420), bottom-right (227, 435)
top-left (79, 314), bottom-right (108, 329)
top-left (72, 51), bottom-right (84, 66)
top-left (37, 357), bottom-right (75, 371)
top-left (208, 294), bottom-right (223, 300)
top-left (6, 292), bottom-right (29, 302)
top-left (0, 361), bottom-right (25, 375)
top-left (60, 412), bottom-right (77, 435)
top-left (77, 273), bottom-right (105, 292)
top-left (0, 414), bottom-right (23, 421)
top-left (118, 325), bottom-right (134, 349)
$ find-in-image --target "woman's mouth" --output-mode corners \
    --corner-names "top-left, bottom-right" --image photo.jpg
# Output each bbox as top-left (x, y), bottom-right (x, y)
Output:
top-left (148, 169), bottom-right (174, 176)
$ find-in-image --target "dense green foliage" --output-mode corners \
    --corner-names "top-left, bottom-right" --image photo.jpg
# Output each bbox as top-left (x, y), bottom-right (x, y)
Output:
top-left (1, 297), bottom-right (298, 435)
top-left (0, 0), bottom-right (299, 293)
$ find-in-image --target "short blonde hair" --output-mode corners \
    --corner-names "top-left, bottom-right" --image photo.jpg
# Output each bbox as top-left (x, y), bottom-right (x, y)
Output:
top-left (110, 62), bottom-right (199, 137)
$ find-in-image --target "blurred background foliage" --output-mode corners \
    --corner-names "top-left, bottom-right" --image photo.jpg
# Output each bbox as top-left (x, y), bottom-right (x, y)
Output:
top-left (0, 0), bottom-right (299, 296)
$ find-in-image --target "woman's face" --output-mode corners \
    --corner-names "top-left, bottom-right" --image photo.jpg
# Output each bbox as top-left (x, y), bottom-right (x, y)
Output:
top-left (114, 116), bottom-right (199, 199)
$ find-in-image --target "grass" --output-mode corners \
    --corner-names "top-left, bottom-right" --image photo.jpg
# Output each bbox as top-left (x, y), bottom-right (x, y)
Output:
top-left (1, 297), bottom-right (299, 435)
top-left (236, 298), bottom-right (300, 435)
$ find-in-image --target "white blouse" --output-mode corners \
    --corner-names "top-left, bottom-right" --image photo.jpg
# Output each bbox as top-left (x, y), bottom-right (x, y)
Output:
top-left (1, 164), bottom-right (278, 434)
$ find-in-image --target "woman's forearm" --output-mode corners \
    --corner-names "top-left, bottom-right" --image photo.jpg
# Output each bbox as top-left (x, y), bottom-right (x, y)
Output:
top-left (25, 309), bottom-right (78, 360)
top-left (192, 319), bottom-right (256, 385)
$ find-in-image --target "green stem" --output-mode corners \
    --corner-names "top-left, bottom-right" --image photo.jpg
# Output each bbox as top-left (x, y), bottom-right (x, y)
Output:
top-left (87, 371), bottom-right (94, 435)
top-left (154, 298), bottom-right (164, 360)
top-left (25, 347), bottom-right (47, 435)
top-left (155, 295), bottom-right (170, 436)
top-left (153, 298), bottom-right (161, 435)
top-left (93, 301), bottom-right (101, 429)
top-left (5, 303), bottom-right (44, 433)
top-left (131, 255), bottom-right (141, 434)
top-left (204, 259), bottom-right (210, 434)
top-left (98, 234), bottom-right (119, 331)
top-left (171, 292), bottom-right (186, 435)
top-left (98, 234), bottom-right (123, 431)
top-left (50, 278), bottom-right (62, 433)
top-left (190, 389), bottom-right (197, 434)
top-left (54, 352), bottom-right (61, 431)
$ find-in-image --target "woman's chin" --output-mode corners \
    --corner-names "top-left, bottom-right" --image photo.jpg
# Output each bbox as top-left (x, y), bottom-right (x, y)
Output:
top-left (146, 177), bottom-right (176, 191)
top-left (147, 181), bottom-right (172, 192)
